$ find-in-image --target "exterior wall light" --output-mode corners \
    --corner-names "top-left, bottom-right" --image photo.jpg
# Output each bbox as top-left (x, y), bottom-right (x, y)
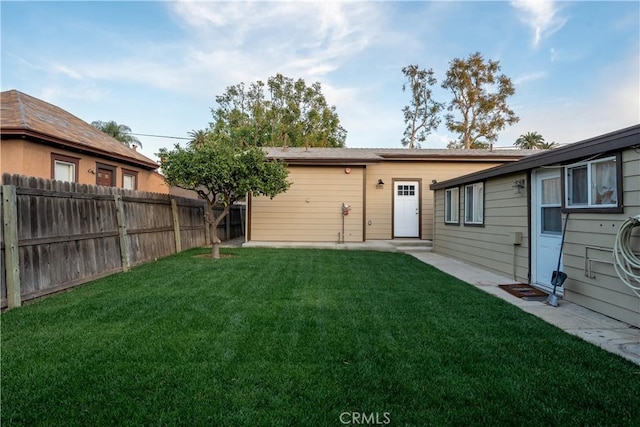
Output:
top-left (512, 179), bottom-right (525, 194)
top-left (376, 179), bottom-right (385, 189)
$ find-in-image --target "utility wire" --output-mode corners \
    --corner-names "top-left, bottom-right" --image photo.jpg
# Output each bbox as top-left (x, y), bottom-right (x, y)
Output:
top-left (130, 132), bottom-right (190, 140)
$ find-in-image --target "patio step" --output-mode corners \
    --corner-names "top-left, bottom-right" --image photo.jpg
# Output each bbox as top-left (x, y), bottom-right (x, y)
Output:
top-left (387, 239), bottom-right (433, 253)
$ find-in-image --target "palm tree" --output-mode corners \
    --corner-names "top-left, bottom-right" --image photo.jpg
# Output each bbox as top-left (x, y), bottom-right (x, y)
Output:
top-left (91, 120), bottom-right (142, 149)
top-left (188, 129), bottom-right (210, 148)
top-left (514, 131), bottom-right (545, 149)
top-left (539, 141), bottom-right (558, 149)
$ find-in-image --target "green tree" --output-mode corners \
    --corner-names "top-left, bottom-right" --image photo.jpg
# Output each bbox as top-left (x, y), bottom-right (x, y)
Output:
top-left (188, 129), bottom-right (210, 148)
top-left (446, 140), bottom-right (490, 149)
top-left (157, 142), bottom-right (290, 259)
top-left (514, 131), bottom-right (545, 149)
top-left (401, 65), bottom-right (443, 149)
top-left (539, 140), bottom-right (558, 149)
top-left (211, 74), bottom-right (347, 148)
top-left (513, 132), bottom-right (558, 149)
top-left (442, 52), bottom-right (519, 149)
top-left (91, 120), bottom-right (142, 149)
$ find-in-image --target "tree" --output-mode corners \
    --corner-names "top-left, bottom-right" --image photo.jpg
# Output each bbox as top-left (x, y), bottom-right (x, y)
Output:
top-left (513, 132), bottom-right (558, 149)
top-left (514, 131), bottom-right (545, 149)
top-left (441, 52), bottom-right (519, 149)
top-left (91, 120), bottom-right (142, 149)
top-left (401, 65), bottom-right (444, 149)
top-left (446, 140), bottom-right (490, 149)
top-left (157, 142), bottom-right (290, 259)
top-left (539, 140), bottom-right (558, 149)
top-left (188, 129), bottom-right (210, 148)
top-left (211, 74), bottom-right (347, 148)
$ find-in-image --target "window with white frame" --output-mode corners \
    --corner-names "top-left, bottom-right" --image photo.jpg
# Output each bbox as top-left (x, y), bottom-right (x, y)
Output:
top-left (122, 169), bottom-right (138, 190)
top-left (51, 153), bottom-right (79, 182)
top-left (565, 156), bottom-right (619, 209)
top-left (123, 174), bottom-right (136, 190)
top-left (444, 187), bottom-right (459, 224)
top-left (54, 161), bottom-right (75, 182)
top-left (464, 183), bottom-right (484, 225)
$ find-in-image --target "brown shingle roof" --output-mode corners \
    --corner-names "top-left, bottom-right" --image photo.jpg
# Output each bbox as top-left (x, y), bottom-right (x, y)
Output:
top-left (1, 89), bottom-right (158, 169)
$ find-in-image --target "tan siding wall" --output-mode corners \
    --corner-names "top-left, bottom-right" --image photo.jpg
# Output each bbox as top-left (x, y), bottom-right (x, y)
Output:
top-left (365, 161), bottom-right (503, 240)
top-left (250, 166), bottom-right (364, 242)
top-left (563, 149), bottom-right (640, 327)
top-left (433, 173), bottom-right (529, 282)
top-left (1, 139), bottom-right (168, 193)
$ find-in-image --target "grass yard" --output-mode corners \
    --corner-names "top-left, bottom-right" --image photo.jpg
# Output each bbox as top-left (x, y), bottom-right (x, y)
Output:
top-left (2, 248), bottom-right (639, 426)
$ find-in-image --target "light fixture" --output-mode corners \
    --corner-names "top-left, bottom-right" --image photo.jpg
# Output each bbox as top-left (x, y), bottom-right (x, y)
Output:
top-left (376, 179), bottom-right (385, 189)
top-left (512, 179), bottom-right (525, 194)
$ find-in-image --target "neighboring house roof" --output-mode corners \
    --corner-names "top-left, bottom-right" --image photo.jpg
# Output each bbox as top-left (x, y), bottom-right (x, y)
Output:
top-left (265, 147), bottom-right (534, 166)
top-left (430, 124), bottom-right (640, 190)
top-left (0, 89), bottom-right (158, 170)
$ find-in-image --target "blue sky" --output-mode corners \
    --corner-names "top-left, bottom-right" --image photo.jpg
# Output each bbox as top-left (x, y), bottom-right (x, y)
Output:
top-left (2, 1), bottom-right (638, 161)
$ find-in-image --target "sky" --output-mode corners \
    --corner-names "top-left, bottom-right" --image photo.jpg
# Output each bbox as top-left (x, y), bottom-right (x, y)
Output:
top-left (2, 1), bottom-right (639, 162)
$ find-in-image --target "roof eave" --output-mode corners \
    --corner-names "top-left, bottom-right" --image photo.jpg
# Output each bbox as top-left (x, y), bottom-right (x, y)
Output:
top-left (378, 154), bottom-right (526, 161)
top-left (2, 128), bottom-right (159, 170)
top-left (268, 157), bottom-right (381, 166)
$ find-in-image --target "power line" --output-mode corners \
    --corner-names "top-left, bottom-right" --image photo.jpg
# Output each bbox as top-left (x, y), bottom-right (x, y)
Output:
top-left (130, 132), bottom-right (190, 140)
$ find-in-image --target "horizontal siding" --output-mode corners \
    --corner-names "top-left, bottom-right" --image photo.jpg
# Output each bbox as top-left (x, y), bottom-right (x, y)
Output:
top-left (250, 166), bottom-right (364, 242)
top-left (433, 172), bottom-right (530, 282)
top-left (365, 161), bottom-right (503, 240)
top-left (433, 148), bottom-right (639, 327)
top-left (562, 149), bottom-right (640, 326)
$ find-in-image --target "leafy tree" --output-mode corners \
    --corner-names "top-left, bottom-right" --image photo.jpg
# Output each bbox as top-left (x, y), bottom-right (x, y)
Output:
top-left (211, 74), bottom-right (347, 148)
top-left (441, 52), bottom-right (519, 149)
top-left (157, 142), bottom-right (290, 259)
top-left (188, 129), bottom-right (210, 148)
top-left (401, 65), bottom-right (443, 149)
top-left (91, 120), bottom-right (142, 149)
top-left (446, 140), bottom-right (490, 149)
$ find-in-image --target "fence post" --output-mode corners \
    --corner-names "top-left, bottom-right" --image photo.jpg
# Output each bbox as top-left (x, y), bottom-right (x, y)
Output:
top-left (2, 185), bottom-right (21, 308)
top-left (114, 195), bottom-right (130, 272)
top-left (171, 198), bottom-right (182, 253)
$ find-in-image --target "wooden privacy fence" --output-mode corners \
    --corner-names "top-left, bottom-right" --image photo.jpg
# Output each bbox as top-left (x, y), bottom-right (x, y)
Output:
top-left (1, 174), bottom-right (245, 309)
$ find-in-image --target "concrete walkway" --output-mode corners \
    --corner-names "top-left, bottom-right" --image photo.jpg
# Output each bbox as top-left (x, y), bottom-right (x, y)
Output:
top-left (234, 239), bottom-right (640, 365)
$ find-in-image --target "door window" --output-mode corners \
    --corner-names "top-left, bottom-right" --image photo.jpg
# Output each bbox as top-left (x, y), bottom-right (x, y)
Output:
top-left (397, 185), bottom-right (415, 196)
top-left (540, 176), bottom-right (561, 234)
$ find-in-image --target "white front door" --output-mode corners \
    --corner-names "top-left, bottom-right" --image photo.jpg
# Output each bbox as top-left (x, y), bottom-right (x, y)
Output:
top-left (532, 169), bottom-right (564, 293)
top-left (394, 181), bottom-right (420, 238)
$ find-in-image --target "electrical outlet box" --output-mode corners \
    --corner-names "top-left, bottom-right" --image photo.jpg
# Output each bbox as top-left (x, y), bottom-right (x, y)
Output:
top-left (510, 231), bottom-right (522, 245)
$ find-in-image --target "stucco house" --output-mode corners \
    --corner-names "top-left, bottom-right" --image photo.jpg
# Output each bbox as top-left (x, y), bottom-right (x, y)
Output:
top-left (1, 89), bottom-right (168, 193)
top-left (430, 125), bottom-right (640, 327)
top-left (248, 147), bottom-right (533, 243)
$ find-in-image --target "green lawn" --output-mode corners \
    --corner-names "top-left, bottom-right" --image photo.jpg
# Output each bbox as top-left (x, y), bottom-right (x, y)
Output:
top-left (2, 248), bottom-right (639, 426)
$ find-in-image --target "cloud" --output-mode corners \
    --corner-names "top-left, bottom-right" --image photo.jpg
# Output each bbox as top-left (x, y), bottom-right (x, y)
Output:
top-left (170, 1), bottom-right (379, 81)
top-left (513, 70), bottom-right (547, 85)
top-left (501, 52), bottom-right (639, 146)
top-left (38, 1), bottom-right (386, 107)
top-left (511, 0), bottom-right (567, 48)
top-left (39, 82), bottom-right (109, 104)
